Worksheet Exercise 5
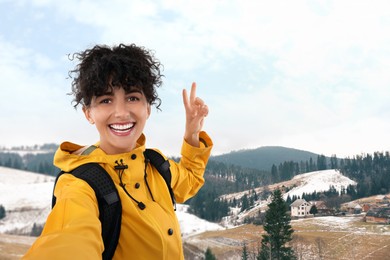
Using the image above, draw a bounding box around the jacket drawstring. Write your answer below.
[115,159,146,210]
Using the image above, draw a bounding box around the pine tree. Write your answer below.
[204,247,216,260]
[30,223,43,236]
[310,204,318,216]
[271,164,279,182]
[0,204,5,219]
[242,242,249,260]
[241,194,250,212]
[258,189,295,260]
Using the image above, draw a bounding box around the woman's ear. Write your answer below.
[83,106,94,124]
[147,104,151,119]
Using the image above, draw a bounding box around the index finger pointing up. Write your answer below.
[190,82,197,104]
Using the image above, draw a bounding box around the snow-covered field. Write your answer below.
[0,167,54,234]
[0,166,223,236]
[176,204,224,237]
[0,166,360,238]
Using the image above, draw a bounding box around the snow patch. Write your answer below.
[176,204,224,237]
[0,166,223,236]
[284,169,356,200]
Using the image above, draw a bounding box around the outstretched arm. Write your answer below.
[182,82,209,147]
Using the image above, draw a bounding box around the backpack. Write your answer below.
[51,148,175,260]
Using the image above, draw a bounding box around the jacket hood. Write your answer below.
[54,134,147,172]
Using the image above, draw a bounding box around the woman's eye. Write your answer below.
[128,96,140,102]
[100,98,111,104]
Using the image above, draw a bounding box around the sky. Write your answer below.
[1,0,389,158]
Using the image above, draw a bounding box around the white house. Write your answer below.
[290,199,312,217]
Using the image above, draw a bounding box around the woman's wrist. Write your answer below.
[184,132,200,147]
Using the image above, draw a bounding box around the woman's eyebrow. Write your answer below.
[126,89,142,94]
[96,91,113,97]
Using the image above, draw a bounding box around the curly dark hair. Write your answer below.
[69,43,163,109]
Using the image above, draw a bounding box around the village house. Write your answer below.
[374,195,386,203]
[341,202,362,215]
[365,207,390,224]
[309,200,334,216]
[379,195,390,205]
[290,199,312,217]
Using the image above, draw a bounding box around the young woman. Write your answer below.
[23,44,212,259]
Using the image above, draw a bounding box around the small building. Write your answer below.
[341,202,362,214]
[365,207,390,224]
[310,200,327,210]
[353,204,362,214]
[375,195,386,203]
[362,204,372,212]
[309,200,334,216]
[290,199,312,217]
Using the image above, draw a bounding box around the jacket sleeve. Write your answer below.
[22,174,104,260]
[170,131,213,203]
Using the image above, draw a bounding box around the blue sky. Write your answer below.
[1,0,389,157]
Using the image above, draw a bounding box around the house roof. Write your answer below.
[290,199,309,207]
[366,207,390,218]
[310,200,327,209]
[310,200,325,206]
[345,202,360,208]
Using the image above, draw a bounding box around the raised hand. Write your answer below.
[182,82,209,147]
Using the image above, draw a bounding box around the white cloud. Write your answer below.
[0,38,80,146]
[1,0,390,157]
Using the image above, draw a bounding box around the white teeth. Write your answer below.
[110,123,134,130]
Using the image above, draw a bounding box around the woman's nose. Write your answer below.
[114,101,130,119]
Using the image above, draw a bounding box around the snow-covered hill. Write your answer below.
[0,166,356,238]
[0,166,223,237]
[221,169,357,225]
[0,167,54,234]
[283,169,357,200]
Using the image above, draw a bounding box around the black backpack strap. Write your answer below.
[51,171,65,208]
[52,163,121,260]
[144,149,176,209]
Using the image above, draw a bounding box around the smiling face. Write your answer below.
[83,87,151,155]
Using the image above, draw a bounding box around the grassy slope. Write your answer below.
[184,216,390,260]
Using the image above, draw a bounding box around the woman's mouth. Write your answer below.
[109,123,134,135]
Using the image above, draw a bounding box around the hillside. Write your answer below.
[184,170,386,259]
[1,166,388,259]
[0,166,223,257]
[0,167,54,235]
[219,169,357,226]
[184,216,390,259]
[210,146,320,171]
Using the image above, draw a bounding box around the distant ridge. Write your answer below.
[210,146,320,171]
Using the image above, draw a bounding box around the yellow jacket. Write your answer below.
[23,132,212,260]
